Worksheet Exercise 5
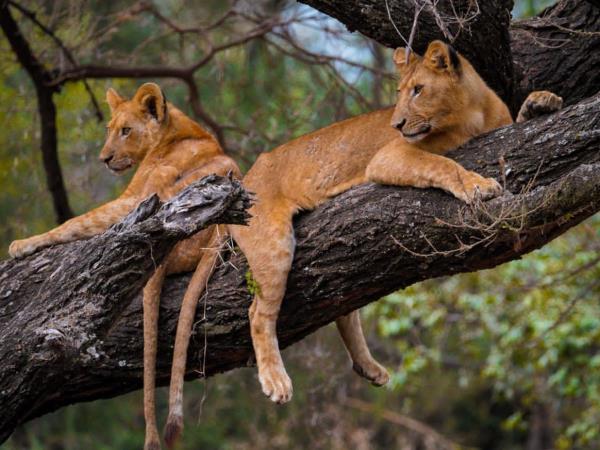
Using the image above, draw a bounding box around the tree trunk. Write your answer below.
[0,3,74,223]
[510,0,600,107]
[0,93,598,443]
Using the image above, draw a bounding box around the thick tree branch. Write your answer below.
[0,2,73,223]
[0,175,251,443]
[0,93,598,443]
[511,0,600,107]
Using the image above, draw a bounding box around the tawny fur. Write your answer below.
[8,82,240,450]
[163,225,227,448]
[163,41,562,442]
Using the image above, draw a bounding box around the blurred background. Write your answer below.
[2,0,599,449]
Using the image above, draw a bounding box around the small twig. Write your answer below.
[405,1,426,64]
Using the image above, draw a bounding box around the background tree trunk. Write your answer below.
[510,0,600,107]
[0,93,598,443]
[0,3,73,223]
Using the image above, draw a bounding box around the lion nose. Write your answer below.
[100,154,113,164]
[392,118,406,131]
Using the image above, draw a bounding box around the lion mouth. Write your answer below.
[402,124,432,140]
[106,158,134,174]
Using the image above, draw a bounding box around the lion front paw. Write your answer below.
[453,172,502,204]
[517,91,563,123]
[8,238,42,259]
[258,363,293,404]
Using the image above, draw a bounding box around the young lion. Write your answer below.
[8,83,240,450]
[163,40,561,445]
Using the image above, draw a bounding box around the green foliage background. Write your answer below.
[2,0,599,449]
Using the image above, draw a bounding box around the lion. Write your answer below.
[162,40,562,448]
[8,82,240,450]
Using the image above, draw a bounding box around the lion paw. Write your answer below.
[259,364,293,404]
[8,238,41,259]
[454,172,502,204]
[143,436,161,450]
[517,91,563,123]
[352,360,390,387]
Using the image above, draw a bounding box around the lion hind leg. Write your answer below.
[336,310,389,386]
[143,264,168,450]
[516,90,563,123]
[164,226,225,450]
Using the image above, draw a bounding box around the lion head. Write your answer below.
[390,40,476,144]
[99,83,169,173]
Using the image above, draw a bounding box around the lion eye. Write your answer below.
[121,127,131,136]
[412,85,424,96]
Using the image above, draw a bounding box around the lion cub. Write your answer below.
[225,42,563,403]
[8,83,240,450]
[163,41,562,445]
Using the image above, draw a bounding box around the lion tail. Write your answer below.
[164,226,226,449]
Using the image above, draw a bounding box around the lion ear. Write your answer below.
[106,88,125,112]
[392,47,420,76]
[423,40,461,76]
[133,83,168,123]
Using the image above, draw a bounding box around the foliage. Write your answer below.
[367,215,600,449]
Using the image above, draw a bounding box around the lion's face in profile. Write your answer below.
[99,83,168,173]
[391,41,471,144]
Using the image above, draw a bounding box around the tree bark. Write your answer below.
[0,93,598,443]
[0,175,251,444]
[510,0,600,107]
[0,2,74,223]
[298,0,600,111]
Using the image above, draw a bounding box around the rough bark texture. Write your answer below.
[0,175,251,444]
[0,93,598,443]
[511,0,600,107]
[298,0,600,112]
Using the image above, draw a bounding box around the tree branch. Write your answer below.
[0,174,251,443]
[0,92,598,443]
[511,0,600,107]
[7,0,104,121]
